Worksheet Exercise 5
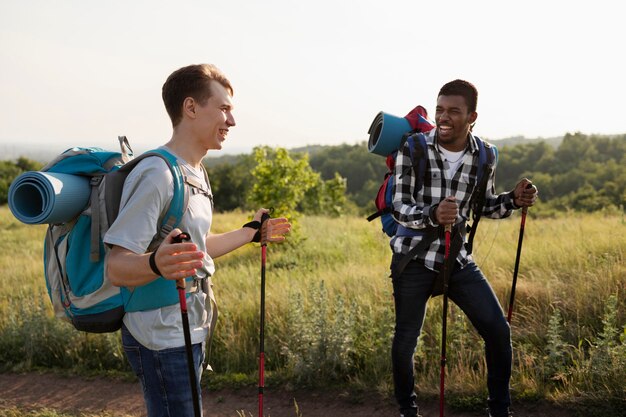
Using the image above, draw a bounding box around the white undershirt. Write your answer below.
[439,147,466,176]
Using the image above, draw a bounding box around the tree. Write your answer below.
[16,157,43,172]
[205,154,254,212]
[299,173,347,217]
[307,142,386,211]
[248,146,320,222]
[0,157,43,205]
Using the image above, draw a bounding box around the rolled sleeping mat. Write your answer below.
[367,111,412,157]
[8,171,91,224]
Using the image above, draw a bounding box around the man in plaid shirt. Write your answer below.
[389,79,538,417]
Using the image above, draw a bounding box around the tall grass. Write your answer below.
[0,206,624,413]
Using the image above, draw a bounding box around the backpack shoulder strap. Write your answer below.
[201,165,214,209]
[475,136,497,182]
[399,132,428,184]
[104,149,189,246]
[393,133,431,239]
[146,149,189,241]
[466,136,497,254]
[412,133,428,191]
[184,164,214,208]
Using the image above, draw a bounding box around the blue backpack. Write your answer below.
[39,137,198,333]
[367,132,498,239]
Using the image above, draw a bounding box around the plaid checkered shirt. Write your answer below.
[391,129,518,272]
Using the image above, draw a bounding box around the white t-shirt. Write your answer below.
[439,147,466,177]
[104,147,215,351]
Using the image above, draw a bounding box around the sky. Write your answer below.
[1,0,624,155]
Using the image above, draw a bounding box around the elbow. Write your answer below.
[106,262,124,287]
[392,200,405,216]
[109,275,124,288]
[105,249,126,287]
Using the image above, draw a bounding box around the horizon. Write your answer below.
[0,132,582,163]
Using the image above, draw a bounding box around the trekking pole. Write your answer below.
[173,232,202,417]
[439,223,452,417]
[507,184,532,324]
[258,212,271,417]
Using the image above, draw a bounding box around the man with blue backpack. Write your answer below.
[104,63,290,417]
[389,79,537,417]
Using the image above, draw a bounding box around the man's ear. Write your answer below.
[182,97,196,119]
[469,111,478,125]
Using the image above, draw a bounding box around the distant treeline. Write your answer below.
[1,133,625,215]
[206,132,626,215]
[496,132,626,213]
[0,157,43,206]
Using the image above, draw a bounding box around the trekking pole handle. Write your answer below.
[172,232,191,289]
[260,211,271,247]
[521,182,533,215]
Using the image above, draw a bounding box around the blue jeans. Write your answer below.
[121,324,205,417]
[390,255,511,416]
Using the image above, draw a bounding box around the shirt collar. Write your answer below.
[430,129,479,154]
[467,132,479,154]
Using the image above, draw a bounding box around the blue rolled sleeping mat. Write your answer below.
[8,172,90,224]
[367,111,412,157]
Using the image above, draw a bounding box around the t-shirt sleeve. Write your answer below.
[104,157,174,254]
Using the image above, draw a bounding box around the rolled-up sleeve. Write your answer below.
[481,164,517,219]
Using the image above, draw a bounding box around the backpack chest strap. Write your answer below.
[185,175,212,197]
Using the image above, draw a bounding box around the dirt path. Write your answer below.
[0,372,576,417]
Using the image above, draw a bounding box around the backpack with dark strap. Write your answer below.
[9,136,207,333]
[367,106,435,236]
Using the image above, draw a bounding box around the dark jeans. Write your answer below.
[390,255,511,416]
[121,324,205,417]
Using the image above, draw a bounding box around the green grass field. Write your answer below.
[0,206,624,415]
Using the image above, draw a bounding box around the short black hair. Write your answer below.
[438,79,478,113]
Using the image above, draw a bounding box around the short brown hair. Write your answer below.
[162,64,233,127]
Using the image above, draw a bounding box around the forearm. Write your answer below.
[480,169,517,219]
[205,227,256,259]
[482,188,516,219]
[392,201,437,228]
[106,247,158,287]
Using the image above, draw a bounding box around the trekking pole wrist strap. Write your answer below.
[243,211,272,243]
[243,220,262,243]
[149,249,162,276]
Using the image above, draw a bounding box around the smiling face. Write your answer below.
[191,81,236,151]
[435,94,477,151]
